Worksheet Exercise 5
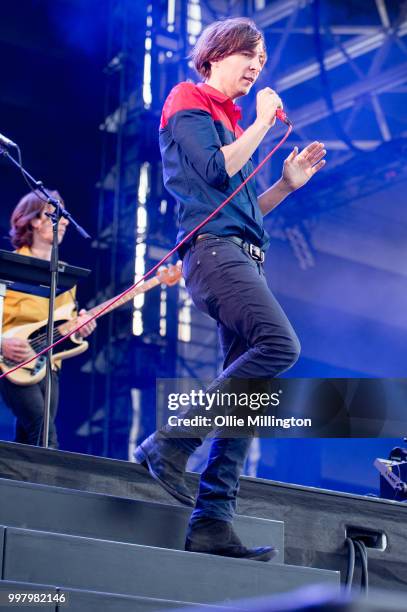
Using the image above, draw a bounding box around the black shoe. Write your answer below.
[134,433,195,506]
[185,517,277,562]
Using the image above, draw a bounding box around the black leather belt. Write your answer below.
[195,233,265,263]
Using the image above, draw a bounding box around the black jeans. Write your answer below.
[0,370,60,448]
[172,236,300,522]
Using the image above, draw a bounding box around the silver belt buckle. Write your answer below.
[249,244,264,263]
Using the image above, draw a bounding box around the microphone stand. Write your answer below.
[0,143,91,448]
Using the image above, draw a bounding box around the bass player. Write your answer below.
[0,190,96,448]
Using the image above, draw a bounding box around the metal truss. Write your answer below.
[84,0,149,458]
[255,0,407,153]
[255,0,315,28]
[270,60,407,141]
[274,21,407,93]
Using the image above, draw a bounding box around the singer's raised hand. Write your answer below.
[282,141,326,191]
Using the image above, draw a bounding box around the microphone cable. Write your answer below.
[0,116,293,380]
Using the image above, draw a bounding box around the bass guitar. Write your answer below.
[1,263,181,386]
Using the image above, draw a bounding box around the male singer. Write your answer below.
[135,17,326,561]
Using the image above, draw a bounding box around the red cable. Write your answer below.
[1,122,292,380]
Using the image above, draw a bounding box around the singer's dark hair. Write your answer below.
[10,189,64,249]
[191,18,267,79]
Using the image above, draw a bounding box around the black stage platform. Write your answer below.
[0,440,405,609]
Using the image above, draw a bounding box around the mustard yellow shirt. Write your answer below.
[2,246,77,369]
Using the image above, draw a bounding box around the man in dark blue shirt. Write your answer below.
[159,80,268,250]
[135,17,326,561]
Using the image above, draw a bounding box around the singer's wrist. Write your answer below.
[253,117,273,131]
[278,176,296,194]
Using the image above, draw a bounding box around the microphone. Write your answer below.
[0,132,18,148]
[276,108,292,126]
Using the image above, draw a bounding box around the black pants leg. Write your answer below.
[0,371,60,448]
[180,237,300,522]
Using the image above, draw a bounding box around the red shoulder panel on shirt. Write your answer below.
[160,82,210,129]
[159,81,238,131]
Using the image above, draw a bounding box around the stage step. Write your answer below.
[1,442,403,592]
[0,580,226,611]
[0,478,284,561]
[1,527,340,605]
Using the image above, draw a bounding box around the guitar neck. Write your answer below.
[89,276,161,318]
[58,276,161,335]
